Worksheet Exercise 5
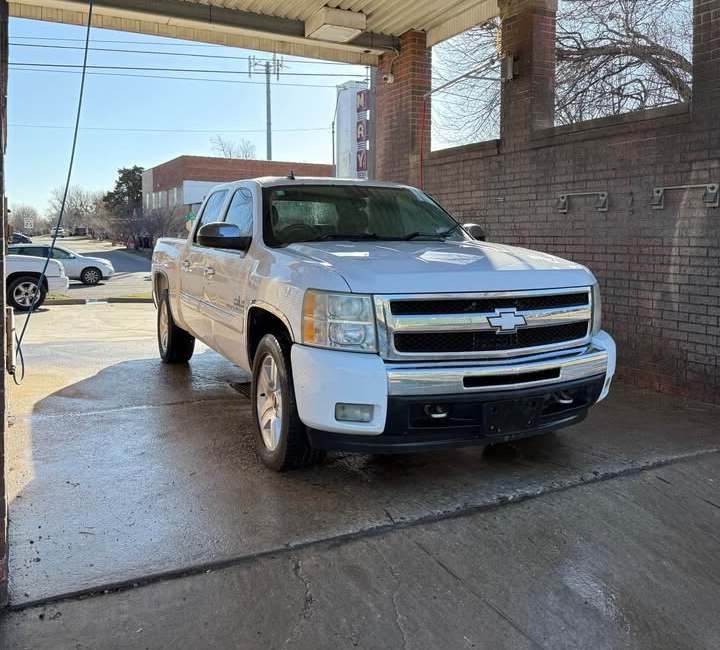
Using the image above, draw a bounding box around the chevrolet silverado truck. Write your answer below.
[152,177,615,471]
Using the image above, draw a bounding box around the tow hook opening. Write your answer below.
[423,404,449,419]
[552,390,574,405]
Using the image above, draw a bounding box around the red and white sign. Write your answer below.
[356,89,370,177]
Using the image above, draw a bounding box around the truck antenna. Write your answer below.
[287,170,295,180]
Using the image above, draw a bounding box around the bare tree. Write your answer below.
[46,186,99,232]
[433,0,692,145]
[210,134,257,159]
[9,204,39,233]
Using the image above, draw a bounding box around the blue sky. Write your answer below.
[7,17,368,213]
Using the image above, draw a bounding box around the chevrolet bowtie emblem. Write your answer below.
[487,308,527,334]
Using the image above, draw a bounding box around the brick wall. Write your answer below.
[149,156,333,192]
[375,31,431,187]
[377,0,720,402]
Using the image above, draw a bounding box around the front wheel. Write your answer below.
[157,290,195,364]
[251,334,323,471]
[8,276,46,311]
[80,267,102,285]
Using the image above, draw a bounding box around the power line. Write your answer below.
[9,66,340,88]
[9,61,367,77]
[12,34,223,45]
[9,123,331,134]
[9,41,358,65]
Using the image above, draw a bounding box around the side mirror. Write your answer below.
[463,223,487,241]
[197,222,251,251]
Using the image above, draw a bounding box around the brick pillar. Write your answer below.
[692,0,720,121]
[498,0,556,149]
[374,31,431,186]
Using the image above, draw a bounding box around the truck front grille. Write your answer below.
[390,292,589,315]
[375,288,593,361]
[394,322,589,354]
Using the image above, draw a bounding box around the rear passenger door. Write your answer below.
[179,189,229,342]
[205,185,256,367]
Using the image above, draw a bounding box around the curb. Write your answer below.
[46,297,154,305]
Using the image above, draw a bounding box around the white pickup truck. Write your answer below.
[153,177,615,471]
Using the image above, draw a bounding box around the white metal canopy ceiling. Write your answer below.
[9,0,500,64]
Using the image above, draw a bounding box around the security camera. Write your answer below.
[382,72,395,84]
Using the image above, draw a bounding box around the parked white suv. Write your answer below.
[153,177,615,471]
[6,254,69,310]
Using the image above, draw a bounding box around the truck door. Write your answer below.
[204,185,256,369]
[179,189,229,343]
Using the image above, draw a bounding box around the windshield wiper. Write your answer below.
[403,223,462,240]
[312,232,388,241]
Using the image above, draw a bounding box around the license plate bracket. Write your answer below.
[483,397,545,436]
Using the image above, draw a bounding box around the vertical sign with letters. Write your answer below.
[356,89,370,178]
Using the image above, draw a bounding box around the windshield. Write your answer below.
[263,185,468,246]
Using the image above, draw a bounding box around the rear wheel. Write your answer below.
[251,334,323,471]
[157,289,195,363]
[8,276,46,311]
[80,267,102,285]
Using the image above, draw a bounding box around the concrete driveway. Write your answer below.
[1,303,719,648]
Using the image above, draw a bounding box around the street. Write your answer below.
[1,303,718,648]
[34,236,152,301]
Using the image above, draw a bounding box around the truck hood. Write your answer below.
[286,240,594,293]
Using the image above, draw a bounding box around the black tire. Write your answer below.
[7,275,46,311]
[80,267,102,285]
[251,333,323,471]
[157,289,195,364]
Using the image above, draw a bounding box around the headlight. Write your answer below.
[302,290,377,352]
[591,283,602,334]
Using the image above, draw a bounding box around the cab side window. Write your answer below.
[224,188,254,237]
[193,190,228,243]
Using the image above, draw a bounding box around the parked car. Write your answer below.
[9,244,115,285]
[11,232,32,244]
[51,226,65,238]
[6,254,68,310]
[152,177,616,471]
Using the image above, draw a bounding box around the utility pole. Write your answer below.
[250,55,284,161]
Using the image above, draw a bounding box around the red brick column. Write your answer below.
[374,31,431,186]
[498,0,556,149]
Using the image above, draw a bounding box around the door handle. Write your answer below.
[181,260,191,271]
[204,267,216,278]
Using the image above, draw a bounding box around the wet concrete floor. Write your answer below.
[2,304,719,648]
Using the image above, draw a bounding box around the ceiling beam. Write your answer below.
[10,0,399,65]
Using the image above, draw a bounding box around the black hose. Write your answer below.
[9,0,94,384]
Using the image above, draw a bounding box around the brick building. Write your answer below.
[141,155,333,215]
[375,0,720,403]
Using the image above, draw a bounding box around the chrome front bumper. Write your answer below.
[386,332,615,398]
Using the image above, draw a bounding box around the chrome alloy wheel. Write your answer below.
[158,300,169,353]
[83,268,101,284]
[13,281,40,308]
[256,354,283,451]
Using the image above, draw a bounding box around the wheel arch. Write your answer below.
[6,272,49,291]
[153,271,170,306]
[246,305,294,366]
[81,265,103,278]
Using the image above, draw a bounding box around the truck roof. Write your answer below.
[230,176,412,190]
